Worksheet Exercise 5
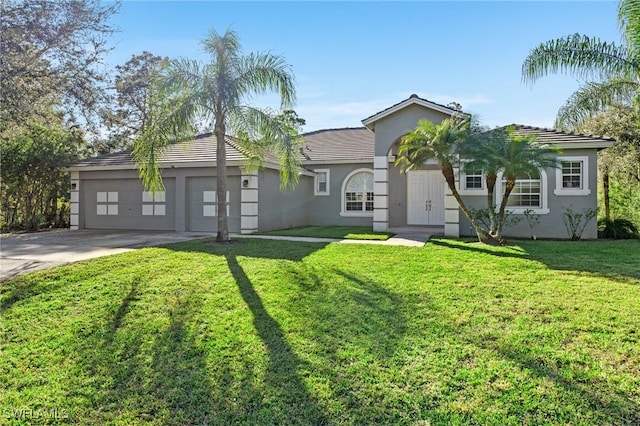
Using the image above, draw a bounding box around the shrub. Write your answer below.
[598,218,640,239]
[561,207,597,240]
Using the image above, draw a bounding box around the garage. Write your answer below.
[83,178,176,230]
[186,176,241,232]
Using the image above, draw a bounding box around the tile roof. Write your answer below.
[71,134,250,168]
[70,123,614,170]
[510,124,616,145]
[301,127,374,162]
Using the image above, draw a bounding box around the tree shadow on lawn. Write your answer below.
[469,336,640,424]
[224,254,330,424]
[70,275,221,424]
[171,237,330,262]
[429,238,640,284]
[66,239,332,424]
[520,240,640,284]
[166,238,411,422]
[1,267,77,311]
[278,266,413,422]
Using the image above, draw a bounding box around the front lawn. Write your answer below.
[1,238,639,425]
[261,225,393,240]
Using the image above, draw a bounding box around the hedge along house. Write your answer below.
[68,95,614,239]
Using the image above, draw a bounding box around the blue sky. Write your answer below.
[106,1,620,132]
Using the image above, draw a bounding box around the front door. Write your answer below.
[407,170,445,225]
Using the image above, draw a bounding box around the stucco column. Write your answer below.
[240,170,258,234]
[444,166,460,237]
[69,171,80,230]
[373,156,389,232]
[174,175,186,232]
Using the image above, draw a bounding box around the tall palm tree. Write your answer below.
[395,117,499,245]
[522,0,640,222]
[522,0,640,130]
[133,29,299,242]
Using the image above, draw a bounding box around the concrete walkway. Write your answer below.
[1,229,432,281]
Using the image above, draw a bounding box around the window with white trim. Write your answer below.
[314,169,330,195]
[96,191,118,215]
[464,170,483,190]
[506,171,541,207]
[495,169,549,214]
[142,191,166,216]
[203,191,229,216]
[341,169,374,216]
[554,156,590,196]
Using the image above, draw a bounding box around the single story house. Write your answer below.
[67,95,614,239]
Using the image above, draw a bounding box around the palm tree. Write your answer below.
[461,127,560,240]
[522,1,640,221]
[133,29,299,242]
[460,128,508,235]
[490,128,560,240]
[522,0,640,129]
[395,117,499,245]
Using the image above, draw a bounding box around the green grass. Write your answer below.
[261,225,393,240]
[1,238,639,425]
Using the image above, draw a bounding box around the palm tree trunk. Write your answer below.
[441,164,499,245]
[215,113,230,242]
[486,173,497,235]
[496,179,516,240]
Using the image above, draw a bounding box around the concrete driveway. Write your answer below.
[0,229,212,281]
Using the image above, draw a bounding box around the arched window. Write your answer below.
[341,169,374,216]
[495,168,549,214]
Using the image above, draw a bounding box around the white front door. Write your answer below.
[407,170,445,225]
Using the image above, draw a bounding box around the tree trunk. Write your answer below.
[495,178,515,241]
[215,112,230,242]
[485,173,497,235]
[441,163,499,245]
[603,168,610,221]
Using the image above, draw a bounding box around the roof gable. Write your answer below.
[361,94,464,131]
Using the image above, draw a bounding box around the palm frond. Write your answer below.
[132,74,199,191]
[229,105,303,191]
[395,118,469,172]
[555,78,638,130]
[200,28,241,66]
[501,131,561,180]
[619,0,640,54]
[522,34,635,83]
[235,52,296,109]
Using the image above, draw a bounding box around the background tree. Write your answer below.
[1,123,83,231]
[395,118,499,245]
[99,52,168,154]
[0,0,119,135]
[135,29,300,242]
[578,106,640,225]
